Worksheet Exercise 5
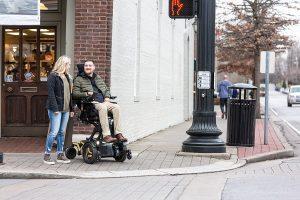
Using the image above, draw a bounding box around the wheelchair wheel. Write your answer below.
[114,151,127,162]
[65,146,77,160]
[82,142,99,164]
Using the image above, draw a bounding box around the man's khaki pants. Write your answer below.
[93,101,122,137]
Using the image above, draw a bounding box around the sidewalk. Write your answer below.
[0,109,293,179]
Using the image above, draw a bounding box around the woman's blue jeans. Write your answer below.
[45,110,69,155]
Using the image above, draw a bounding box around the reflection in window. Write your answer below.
[23,29,37,82]
[40,29,55,81]
[4,29,20,82]
[40,0,58,11]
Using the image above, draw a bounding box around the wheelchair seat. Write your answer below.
[78,100,113,124]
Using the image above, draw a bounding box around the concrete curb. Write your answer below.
[176,152,231,160]
[0,160,246,179]
[243,149,294,164]
[0,171,76,179]
[242,116,295,164]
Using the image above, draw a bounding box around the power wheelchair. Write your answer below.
[65,64,132,164]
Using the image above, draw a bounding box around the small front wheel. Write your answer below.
[288,102,292,107]
[82,142,99,164]
[114,152,127,162]
[65,146,77,159]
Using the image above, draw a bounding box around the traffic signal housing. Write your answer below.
[169,0,195,19]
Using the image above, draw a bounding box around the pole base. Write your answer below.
[182,136,226,153]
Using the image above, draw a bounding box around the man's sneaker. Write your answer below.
[115,133,128,142]
[57,153,71,164]
[43,154,55,165]
[103,135,117,143]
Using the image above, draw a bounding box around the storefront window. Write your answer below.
[40,0,59,11]
[40,29,55,81]
[4,29,20,82]
[3,27,56,83]
[23,29,37,82]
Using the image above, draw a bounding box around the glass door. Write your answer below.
[2,26,57,136]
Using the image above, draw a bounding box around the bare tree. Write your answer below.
[216,0,298,118]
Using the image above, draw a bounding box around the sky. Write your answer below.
[216,0,300,41]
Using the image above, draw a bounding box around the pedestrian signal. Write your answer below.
[169,0,195,19]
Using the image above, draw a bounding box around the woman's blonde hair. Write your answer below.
[52,55,71,74]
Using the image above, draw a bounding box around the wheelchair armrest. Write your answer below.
[110,96,117,100]
[81,96,94,103]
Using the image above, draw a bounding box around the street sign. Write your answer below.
[260,51,275,73]
[169,0,195,19]
[0,0,40,25]
[197,71,211,89]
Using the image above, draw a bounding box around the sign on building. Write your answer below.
[0,0,40,25]
[197,71,211,89]
[260,51,275,74]
[169,0,195,19]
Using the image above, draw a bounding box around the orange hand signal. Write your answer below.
[171,0,184,16]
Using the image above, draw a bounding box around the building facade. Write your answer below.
[0,0,194,141]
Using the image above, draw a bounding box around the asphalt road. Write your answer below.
[222,89,300,200]
[266,90,300,136]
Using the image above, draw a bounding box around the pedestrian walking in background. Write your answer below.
[232,88,238,98]
[218,75,232,119]
[43,56,74,165]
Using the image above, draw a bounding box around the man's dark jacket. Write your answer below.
[73,73,111,101]
[46,72,73,112]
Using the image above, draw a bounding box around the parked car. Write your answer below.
[287,85,300,107]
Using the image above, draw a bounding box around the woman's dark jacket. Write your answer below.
[46,72,74,112]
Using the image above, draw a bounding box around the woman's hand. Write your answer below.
[104,97,110,102]
[70,112,74,117]
[54,112,59,115]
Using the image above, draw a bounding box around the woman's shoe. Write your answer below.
[43,154,55,165]
[57,153,71,164]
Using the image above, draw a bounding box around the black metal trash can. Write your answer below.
[227,83,257,147]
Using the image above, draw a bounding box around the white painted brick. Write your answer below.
[110,0,194,142]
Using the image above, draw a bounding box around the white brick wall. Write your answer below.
[110,0,195,141]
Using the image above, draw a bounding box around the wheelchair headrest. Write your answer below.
[77,63,85,76]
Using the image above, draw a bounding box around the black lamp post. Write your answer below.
[182,0,226,153]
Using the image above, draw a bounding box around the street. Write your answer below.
[1,89,300,200]
[267,91,300,138]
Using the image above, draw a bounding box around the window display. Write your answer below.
[22,29,37,82]
[4,28,20,82]
[40,28,55,81]
[2,27,56,83]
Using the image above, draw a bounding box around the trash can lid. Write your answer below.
[229,83,257,90]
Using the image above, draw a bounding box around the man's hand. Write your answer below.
[104,97,110,102]
[87,92,93,96]
[70,112,74,117]
[54,112,59,115]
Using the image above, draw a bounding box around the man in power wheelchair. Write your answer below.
[65,60,131,164]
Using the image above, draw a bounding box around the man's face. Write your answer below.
[84,61,95,75]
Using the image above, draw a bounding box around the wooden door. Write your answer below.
[2,27,57,136]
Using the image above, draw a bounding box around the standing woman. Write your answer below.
[43,56,74,165]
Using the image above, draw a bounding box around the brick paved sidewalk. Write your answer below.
[237,119,285,158]
[0,108,292,177]
[0,120,230,175]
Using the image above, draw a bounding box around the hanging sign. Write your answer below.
[0,0,40,25]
